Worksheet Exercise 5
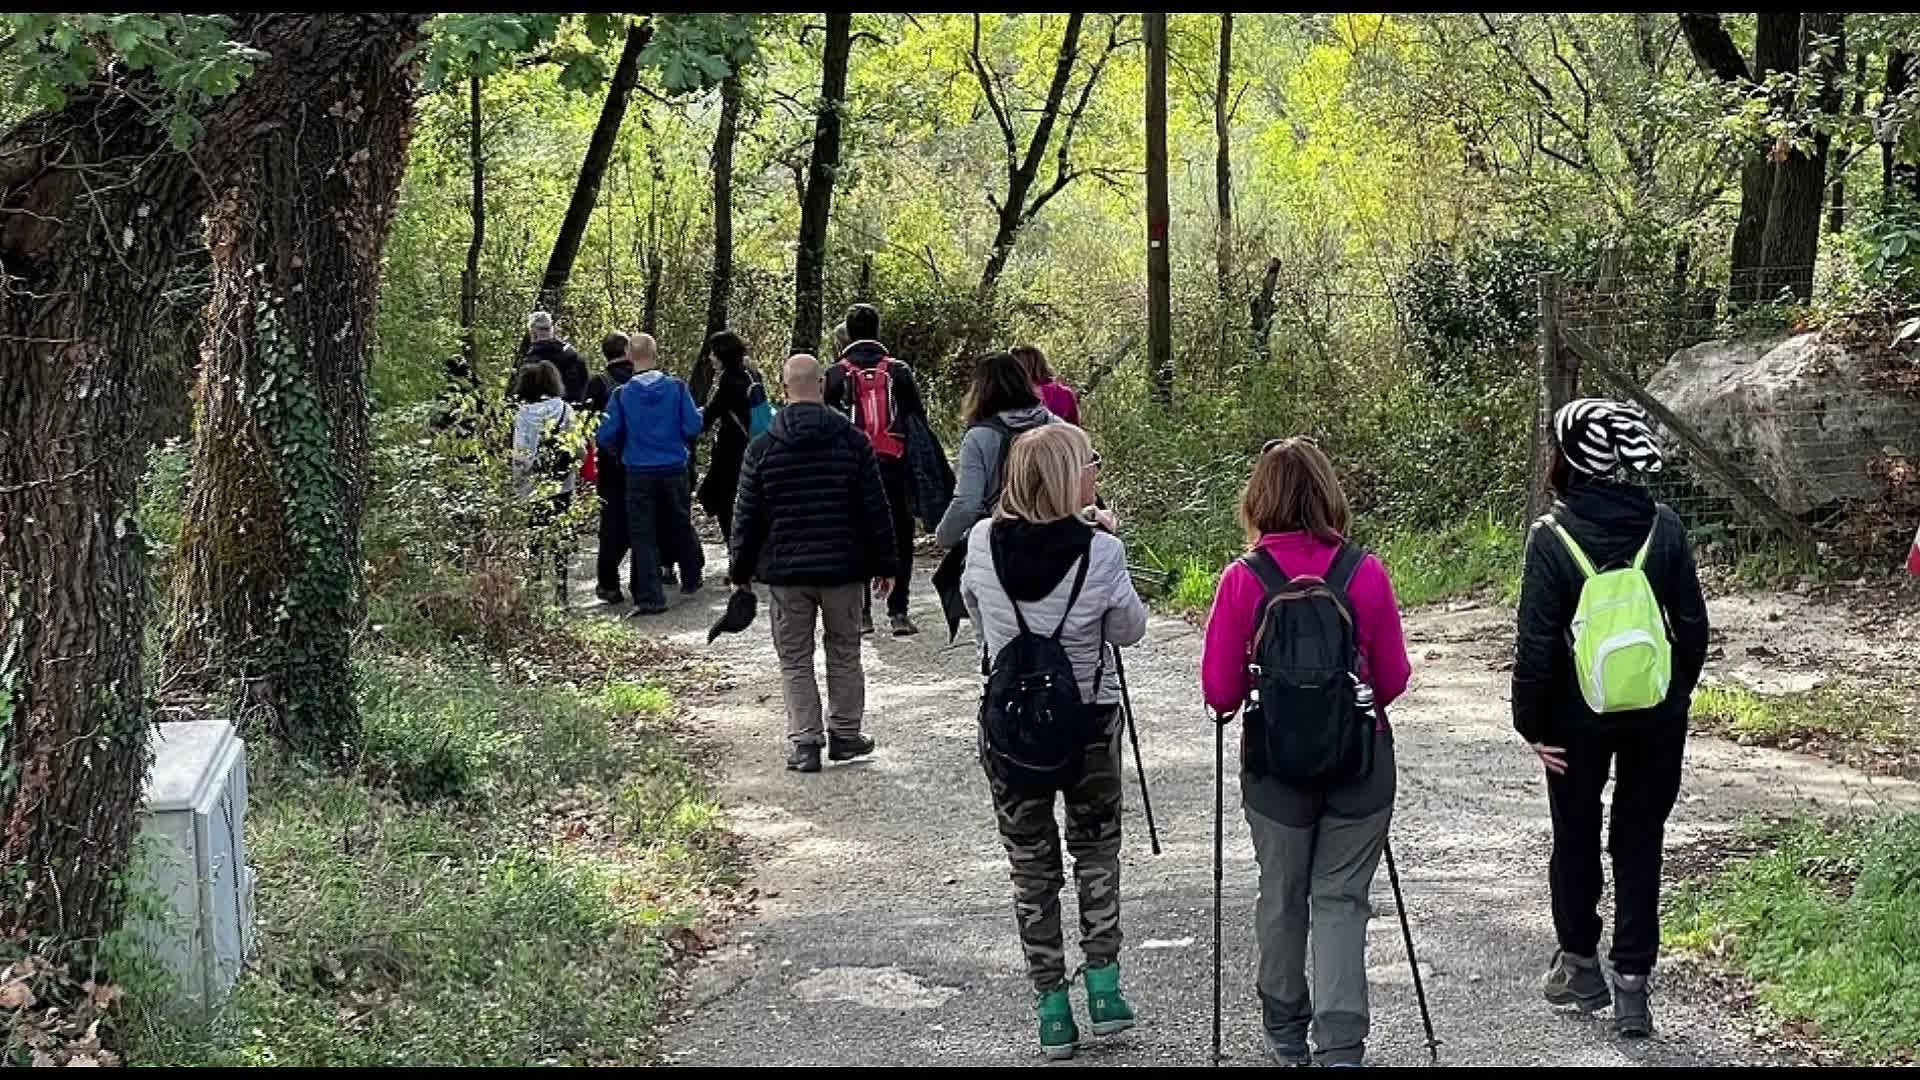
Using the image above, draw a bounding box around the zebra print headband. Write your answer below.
[1553,398,1664,478]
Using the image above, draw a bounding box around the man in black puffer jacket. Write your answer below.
[730,353,898,774]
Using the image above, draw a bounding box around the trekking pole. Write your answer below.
[1110,645,1161,855]
[1210,708,1226,1067]
[1382,837,1440,1064]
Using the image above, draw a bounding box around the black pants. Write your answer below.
[624,470,703,607]
[865,456,913,618]
[531,491,573,599]
[1545,721,1686,976]
[596,466,628,595]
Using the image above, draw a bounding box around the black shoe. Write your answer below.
[629,601,669,618]
[828,733,875,762]
[1542,949,1612,1013]
[787,744,822,773]
[889,613,919,637]
[1612,974,1653,1038]
[595,587,624,605]
[680,576,704,596]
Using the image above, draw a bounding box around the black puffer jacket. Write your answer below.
[526,339,591,404]
[1512,481,1710,744]
[729,402,898,587]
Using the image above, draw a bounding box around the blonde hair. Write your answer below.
[1239,437,1350,543]
[996,423,1092,524]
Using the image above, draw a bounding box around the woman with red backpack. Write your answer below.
[1199,437,1411,1067]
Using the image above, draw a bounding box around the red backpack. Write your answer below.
[839,356,904,459]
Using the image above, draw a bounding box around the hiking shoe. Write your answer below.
[628,601,669,618]
[595,587,624,605]
[827,733,875,762]
[1542,949,1611,1013]
[1035,985,1078,1060]
[680,576,704,596]
[786,744,822,773]
[890,613,919,637]
[1083,960,1136,1036]
[1612,973,1653,1038]
[1262,1031,1310,1066]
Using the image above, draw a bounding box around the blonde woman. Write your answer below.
[960,423,1146,1059]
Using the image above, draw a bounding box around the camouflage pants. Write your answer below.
[987,707,1124,991]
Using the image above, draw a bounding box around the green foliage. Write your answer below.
[1668,813,1920,1060]
[419,13,759,94]
[250,299,358,764]
[1403,234,1550,390]
[1,14,263,144]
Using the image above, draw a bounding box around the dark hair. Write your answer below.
[708,329,747,369]
[1010,343,1054,383]
[602,332,629,361]
[1546,432,1585,497]
[845,302,880,341]
[1239,437,1350,544]
[514,360,563,403]
[963,350,1042,428]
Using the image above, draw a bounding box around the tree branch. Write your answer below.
[970,13,1017,165]
[1011,12,1087,192]
[1678,12,1751,83]
[1029,13,1117,218]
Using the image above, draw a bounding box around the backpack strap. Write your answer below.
[1324,542,1366,594]
[1630,519,1659,572]
[1050,553,1092,640]
[1239,546,1291,596]
[1547,517,1600,579]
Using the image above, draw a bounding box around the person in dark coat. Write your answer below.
[584,332,637,603]
[697,329,758,542]
[824,303,927,637]
[522,310,591,405]
[1513,398,1710,1040]
[730,353,897,774]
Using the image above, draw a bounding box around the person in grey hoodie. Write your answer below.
[935,350,1060,549]
[511,360,577,604]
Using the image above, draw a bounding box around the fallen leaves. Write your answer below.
[3,954,127,1067]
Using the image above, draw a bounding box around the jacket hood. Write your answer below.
[604,358,635,382]
[989,517,1095,603]
[527,338,573,359]
[995,404,1054,432]
[840,339,891,367]
[768,400,849,449]
[518,397,570,424]
[620,368,677,403]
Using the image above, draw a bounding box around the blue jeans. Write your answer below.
[623,469,702,607]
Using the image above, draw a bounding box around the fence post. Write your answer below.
[1528,272,1572,519]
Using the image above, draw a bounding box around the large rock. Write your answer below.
[1646,332,1920,515]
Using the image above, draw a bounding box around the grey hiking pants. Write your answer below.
[1244,730,1396,1067]
[769,583,866,746]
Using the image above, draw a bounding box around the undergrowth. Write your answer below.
[1668,813,1920,1062]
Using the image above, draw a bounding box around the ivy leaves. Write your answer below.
[1,14,264,146]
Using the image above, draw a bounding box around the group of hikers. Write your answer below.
[501,306,1711,1065]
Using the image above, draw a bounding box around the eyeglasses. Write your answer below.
[1085,451,1102,470]
[1262,435,1319,454]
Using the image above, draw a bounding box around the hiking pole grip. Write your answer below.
[1383,837,1440,1063]
[1111,646,1161,855]
[1211,708,1226,1067]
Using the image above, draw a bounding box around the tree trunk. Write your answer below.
[167,14,428,766]
[640,127,667,337]
[1145,12,1173,406]
[1830,50,1867,234]
[692,74,742,404]
[462,74,485,365]
[1214,13,1234,305]
[0,86,205,947]
[1250,257,1281,361]
[1759,13,1842,303]
[537,19,653,317]
[791,14,852,357]
[1885,51,1918,205]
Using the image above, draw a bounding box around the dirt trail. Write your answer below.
[626,548,1918,1067]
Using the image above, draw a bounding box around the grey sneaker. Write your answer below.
[1612,973,1652,1038]
[1542,949,1612,1012]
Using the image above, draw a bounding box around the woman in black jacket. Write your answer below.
[1513,398,1709,1040]
[698,330,759,541]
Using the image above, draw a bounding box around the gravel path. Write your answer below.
[632,550,1917,1067]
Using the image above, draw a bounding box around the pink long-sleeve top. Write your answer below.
[1201,532,1412,718]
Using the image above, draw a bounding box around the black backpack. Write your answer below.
[979,547,1096,794]
[1240,543,1373,789]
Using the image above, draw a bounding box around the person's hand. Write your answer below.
[873,577,894,599]
[1092,507,1118,533]
[1532,743,1568,776]
[1211,709,1236,727]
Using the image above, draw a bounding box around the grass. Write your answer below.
[119,639,734,1066]
[1667,813,1920,1061]
[1153,510,1525,614]
[1691,682,1914,749]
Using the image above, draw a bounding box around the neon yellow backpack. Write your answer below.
[1549,518,1672,714]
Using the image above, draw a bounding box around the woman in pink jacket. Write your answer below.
[1199,437,1411,1067]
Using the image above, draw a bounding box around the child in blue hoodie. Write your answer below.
[596,333,704,615]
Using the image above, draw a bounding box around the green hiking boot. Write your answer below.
[1083,960,1137,1036]
[1036,986,1078,1060]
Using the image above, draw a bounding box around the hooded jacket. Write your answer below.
[584,358,635,414]
[1512,480,1710,743]
[595,369,702,474]
[824,339,927,453]
[511,397,575,499]
[728,402,898,587]
[525,338,590,404]
[935,404,1059,548]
